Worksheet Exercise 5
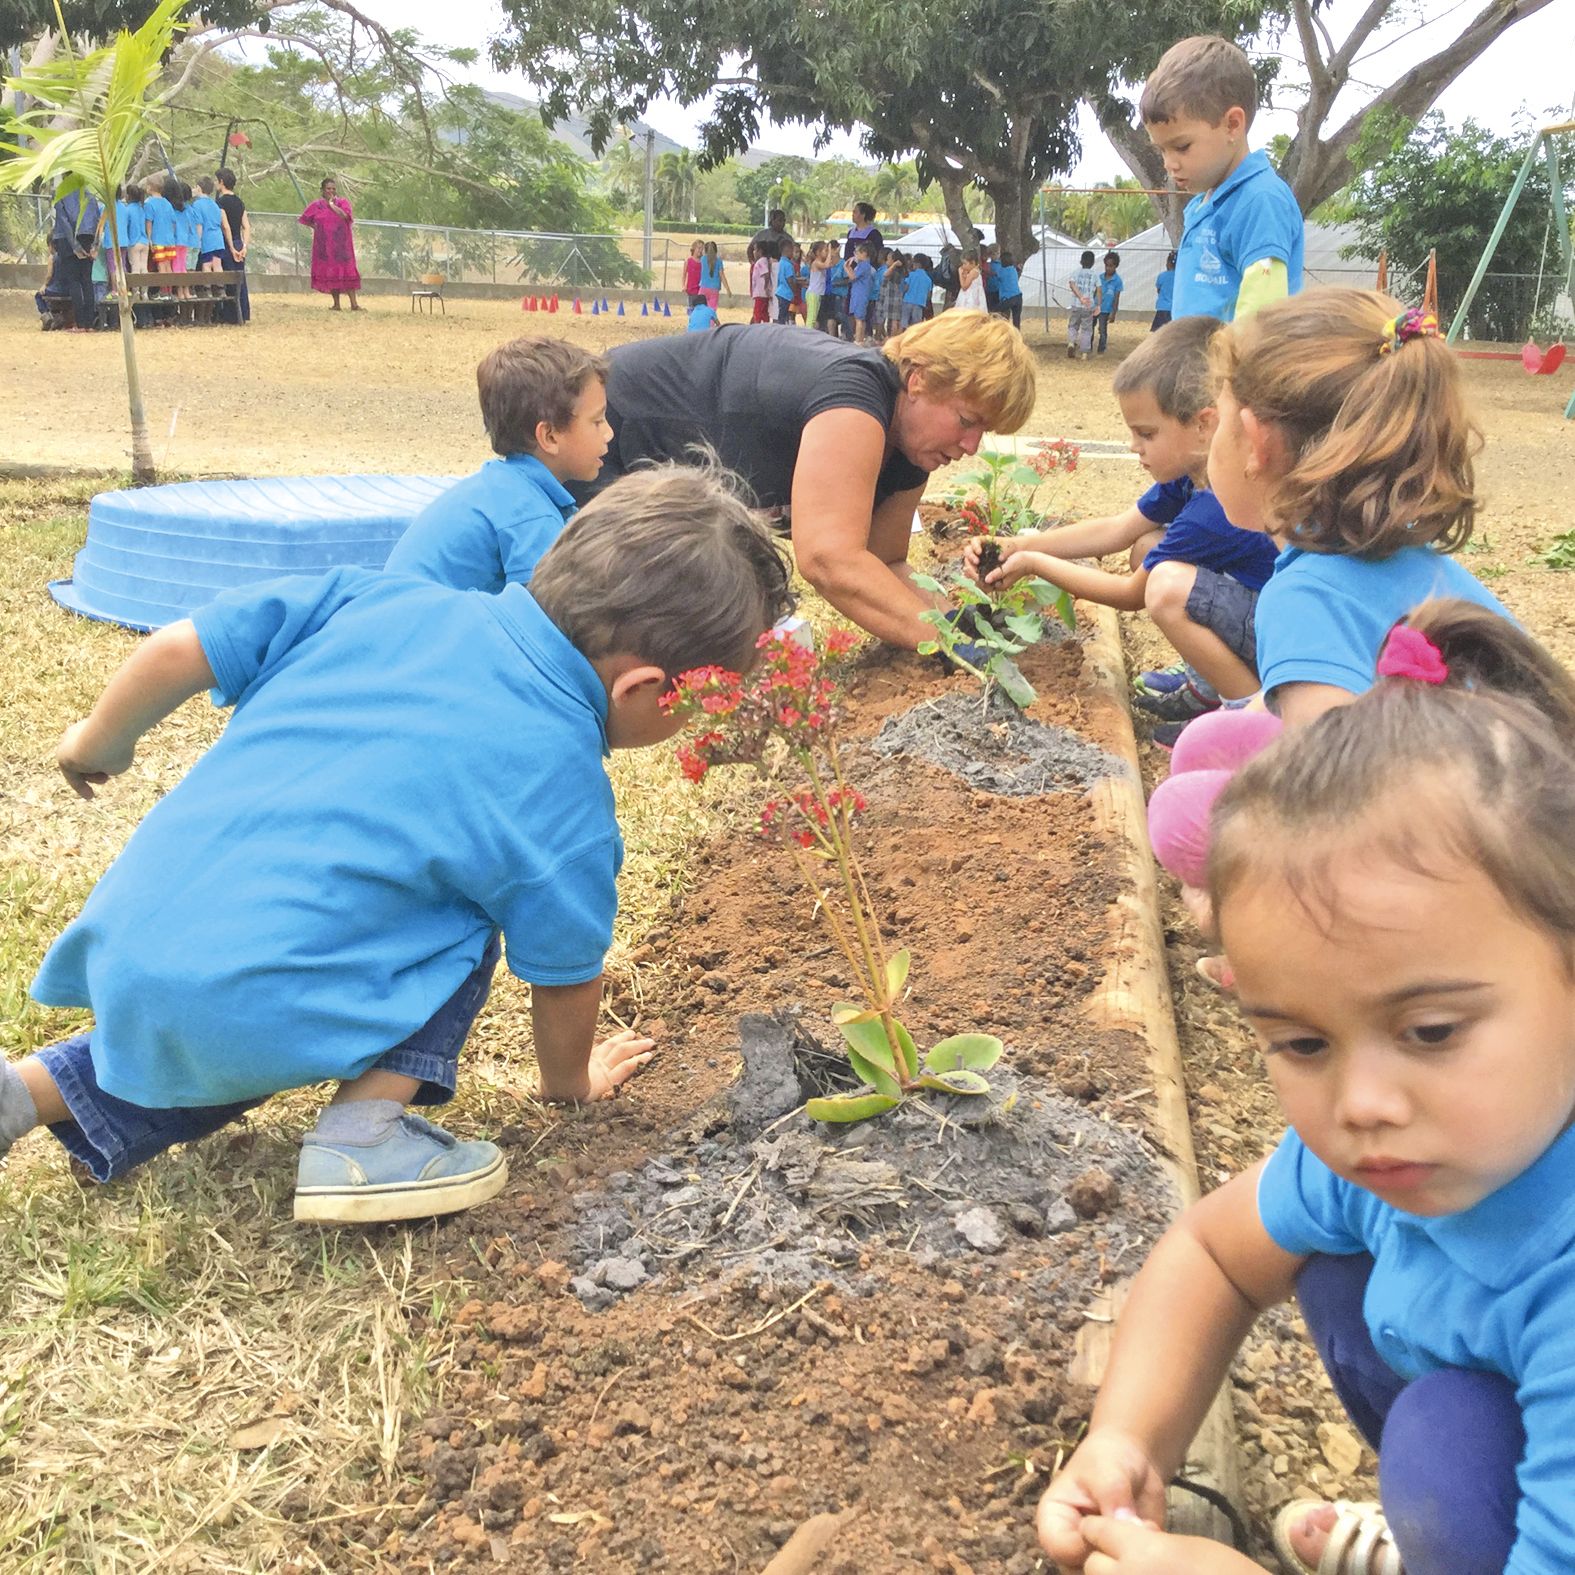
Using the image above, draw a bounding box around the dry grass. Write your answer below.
[0,473,759,1571]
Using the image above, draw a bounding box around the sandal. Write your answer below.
[1272,1500,1404,1575]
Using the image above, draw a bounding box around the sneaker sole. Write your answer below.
[293,1151,507,1224]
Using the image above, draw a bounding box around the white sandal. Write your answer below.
[1272,1500,1405,1575]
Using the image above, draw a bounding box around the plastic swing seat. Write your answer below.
[1523,340,1567,375]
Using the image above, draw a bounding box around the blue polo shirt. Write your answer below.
[1260,1125,1575,1571]
[1254,544,1508,701]
[192,194,227,255]
[1138,478,1278,590]
[114,200,144,248]
[31,571,621,1109]
[687,303,718,331]
[174,205,199,250]
[1155,268,1175,312]
[902,268,932,306]
[994,264,1021,301]
[775,256,796,301]
[1099,271,1124,312]
[383,454,576,592]
[1174,150,1304,322]
[143,193,175,246]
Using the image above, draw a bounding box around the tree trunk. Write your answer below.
[104,207,156,484]
[934,169,976,246]
[1092,100,1183,242]
[984,175,1037,265]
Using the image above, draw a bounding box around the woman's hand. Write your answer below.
[586,1028,656,1099]
[1036,1430,1168,1568]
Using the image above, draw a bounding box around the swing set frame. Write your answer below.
[1445,120,1575,420]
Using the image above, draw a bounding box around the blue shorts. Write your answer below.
[36,934,502,1181]
[1185,565,1260,671]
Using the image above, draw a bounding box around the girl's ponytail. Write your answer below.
[1212,289,1480,557]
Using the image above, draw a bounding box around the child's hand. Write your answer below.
[57,718,134,800]
[1076,1516,1258,1574]
[994,548,1057,589]
[1036,1431,1167,1567]
[586,1028,657,1099]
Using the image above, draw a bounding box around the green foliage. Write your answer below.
[734,153,815,218]
[913,570,1076,710]
[1331,113,1575,343]
[1533,531,1575,570]
[810,1023,1006,1123]
[0,0,260,53]
[1038,177,1153,244]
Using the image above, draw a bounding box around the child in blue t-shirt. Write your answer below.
[0,470,793,1225]
[386,337,609,592]
[992,251,1022,329]
[900,255,932,328]
[687,301,719,331]
[113,183,146,280]
[1140,35,1304,322]
[1208,288,1505,730]
[1065,249,1098,358]
[1095,250,1123,353]
[845,244,875,344]
[1152,249,1177,330]
[193,175,229,270]
[774,248,797,325]
[970,316,1273,722]
[1039,596,1575,1575]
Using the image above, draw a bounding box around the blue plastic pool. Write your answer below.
[50,474,459,633]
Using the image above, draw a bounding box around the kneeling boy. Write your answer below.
[0,468,792,1224]
[385,336,611,592]
[966,316,1275,738]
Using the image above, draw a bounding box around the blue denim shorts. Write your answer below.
[1184,566,1260,670]
[36,934,502,1182]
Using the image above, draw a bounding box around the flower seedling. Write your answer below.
[942,441,1081,539]
[663,631,1006,1123]
[913,570,1075,710]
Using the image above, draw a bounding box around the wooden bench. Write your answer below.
[111,271,240,328]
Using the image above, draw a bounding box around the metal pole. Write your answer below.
[642,129,654,277]
[1446,133,1542,344]
[1039,190,1049,335]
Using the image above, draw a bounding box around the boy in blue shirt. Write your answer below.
[966,315,1274,741]
[774,248,797,324]
[900,255,932,328]
[0,469,794,1224]
[1096,251,1123,352]
[1152,249,1176,330]
[385,337,609,593]
[192,176,229,271]
[992,251,1022,328]
[687,300,719,331]
[1141,35,1304,322]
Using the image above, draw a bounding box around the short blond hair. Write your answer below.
[882,312,1037,432]
[1140,35,1258,128]
[1212,288,1480,556]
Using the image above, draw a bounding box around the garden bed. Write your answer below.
[359,627,1192,1573]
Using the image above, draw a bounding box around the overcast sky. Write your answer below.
[253,0,1575,182]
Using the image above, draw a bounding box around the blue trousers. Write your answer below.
[1298,1253,1524,1574]
[35,936,501,1181]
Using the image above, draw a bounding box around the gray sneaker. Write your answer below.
[294,1112,506,1224]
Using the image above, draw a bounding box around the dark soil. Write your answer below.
[975,539,1003,584]
[368,613,1182,1574]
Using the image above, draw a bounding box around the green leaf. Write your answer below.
[916,1069,991,1096]
[916,640,940,657]
[1003,612,1043,643]
[989,656,1037,710]
[845,1045,903,1099]
[950,580,991,607]
[836,1008,899,1078]
[806,1091,902,1123]
[911,573,944,593]
[924,1033,1005,1072]
[1052,588,1077,631]
[1007,464,1041,487]
[893,1019,920,1081]
[831,1005,882,1026]
[885,948,911,997]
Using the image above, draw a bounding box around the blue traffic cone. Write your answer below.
[591,299,600,316]
[662,301,671,318]
[601,297,610,312]
[617,300,625,317]
[641,302,649,317]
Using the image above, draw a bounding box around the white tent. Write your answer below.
[888,220,1081,256]
[1015,216,1382,320]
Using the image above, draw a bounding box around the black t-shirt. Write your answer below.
[844,225,884,261]
[217,192,246,255]
[585,324,930,510]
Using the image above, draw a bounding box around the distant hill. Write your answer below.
[482,91,803,170]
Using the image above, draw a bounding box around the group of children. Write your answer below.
[6,28,1571,1575]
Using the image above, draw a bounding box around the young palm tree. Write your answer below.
[600,128,642,210]
[774,175,818,235]
[654,149,699,223]
[1,0,187,484]
[872,162,919,225]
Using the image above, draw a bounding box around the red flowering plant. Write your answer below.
[940,440,1081,539]
[664,630,1004,1123]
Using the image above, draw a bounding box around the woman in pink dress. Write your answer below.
[298,177,362,311]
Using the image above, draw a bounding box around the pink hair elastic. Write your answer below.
[1376,625,1448,685]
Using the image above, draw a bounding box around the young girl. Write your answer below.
[749,241,772,324]
[954,254,987,313]
[113,183,146,282]
[1038,599,1575,1575]
[879,251,906,340]
[684,239,704,309]
[698,241,726,309]
[804,241,828,330]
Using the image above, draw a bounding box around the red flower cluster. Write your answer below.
[228,130,251,149]
[957,499,991,537]
[760,785,868,848]
[1032,439,1081,476]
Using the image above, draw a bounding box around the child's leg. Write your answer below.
[1143,562,1259,700]
[1297,1254,1521,1575]
[294,934,504,1223]
[6,1034,259,1180]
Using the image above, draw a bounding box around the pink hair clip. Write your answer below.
[1377,624,1448,685]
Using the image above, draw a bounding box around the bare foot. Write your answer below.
[1196,954,1236,992]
